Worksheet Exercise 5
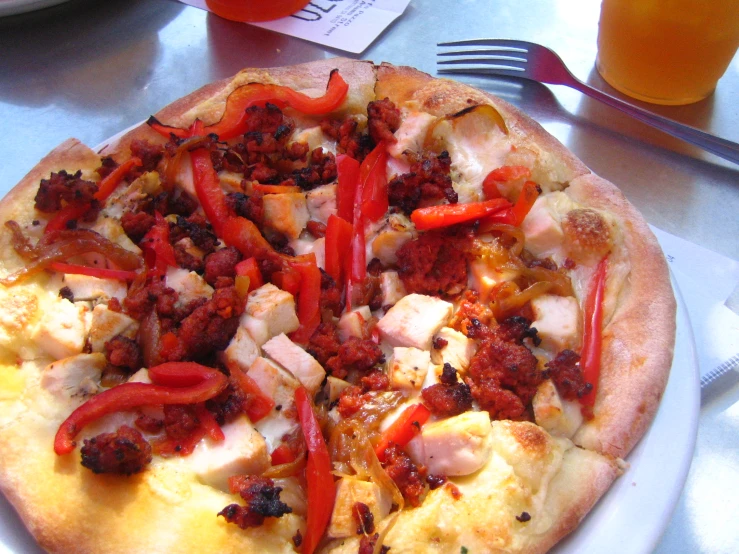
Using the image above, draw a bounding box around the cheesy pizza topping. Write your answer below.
[0,67,628,554]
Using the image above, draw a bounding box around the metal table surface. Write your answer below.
[0,0,737,552]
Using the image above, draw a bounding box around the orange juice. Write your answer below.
[597,0,739,104]
[205,0,311,23]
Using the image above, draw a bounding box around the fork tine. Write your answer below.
[437,49,527,62]
[437,68,526,79]
[437,39,530,51]
[437,57,528,71]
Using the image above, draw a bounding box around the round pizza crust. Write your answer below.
[0,58,675,554]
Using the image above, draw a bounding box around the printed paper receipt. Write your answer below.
[179,0,411,54]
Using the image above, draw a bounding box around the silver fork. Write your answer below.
[437,39,739,165]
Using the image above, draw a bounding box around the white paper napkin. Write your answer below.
[651,226,739,384]
[178,0,411,54]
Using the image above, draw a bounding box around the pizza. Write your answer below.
[0,58,676,554]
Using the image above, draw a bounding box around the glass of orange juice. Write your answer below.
[205,0,311,23]
[596,0,739,105]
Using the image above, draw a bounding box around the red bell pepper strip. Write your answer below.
[358,141,389,223]
[272,267,302,297]
[44,157,142,234]
[270,443,297,466]
[295,387,335,554]
[335,154,360,222]
[324,214,353,284]
[149,70,348,141]
[374,403,431,463]
[410,198,512,231]
[290,254,322,344]
[54,362,228,455]
[140,212,177,274]
[230,367,275,423]
[49,262,137,282]
[190,147,230,237]
[479,180,541,229]
[482,165,531,200]
[220,216,276,261]
[235,257,263,292]
[579,256,608,407]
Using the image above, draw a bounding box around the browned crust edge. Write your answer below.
[568,174,676,457]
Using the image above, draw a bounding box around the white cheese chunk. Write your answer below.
[327,478,393,539]
[32,297,90,359]
[377,294,453,350]
[387,347,431,392]
[408,411,493,476]
[430,327,477,373]
[88,304,139,353]
[254,411,300,453]
[241,283,300,346]
[532,379,584,439]
[188,415,270,492]
[290,237,326,270]
[530,295,581,352]
[380,271,406,307]
[165,267,214,308]
[306,184,337,225]
[40,353,105,409]
[222,326,261,374]
[262,333,326,394]
[337,305,372,342]
[262,192,309,239]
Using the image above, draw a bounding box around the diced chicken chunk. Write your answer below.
[388,110,437,158]
[530,295,580,352]
[55,273,128,302]
[306,184,337,225]
[371,228,414,266]
[222,326,261,374]
[468,259,517,303]
[262,192,309,239]
[326,376,351,402]
[262,333,326,394]
[407,411,493,476]
[387,347,431,392]
[532,379,583,438]
[520,196,564,259]
[290,125,334,153]
[377,294,453,350]
[90,217,141,254]
[380,271,406,307]
[40,353,105,409]
[327,477,393,539]
[166,267,214,308]
[247,357,300,411]
[290,237,326,270]
[337,305,372,342]
[89,304,138,353]
[32,298,90,359]
[241,283,300,346]
[430,327,477,374]
[188,415,270,492]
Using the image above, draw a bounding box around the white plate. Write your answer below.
[0,279,699,553]
[0,0,70,17]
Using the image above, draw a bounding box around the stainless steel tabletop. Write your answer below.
[1,0,738,552]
